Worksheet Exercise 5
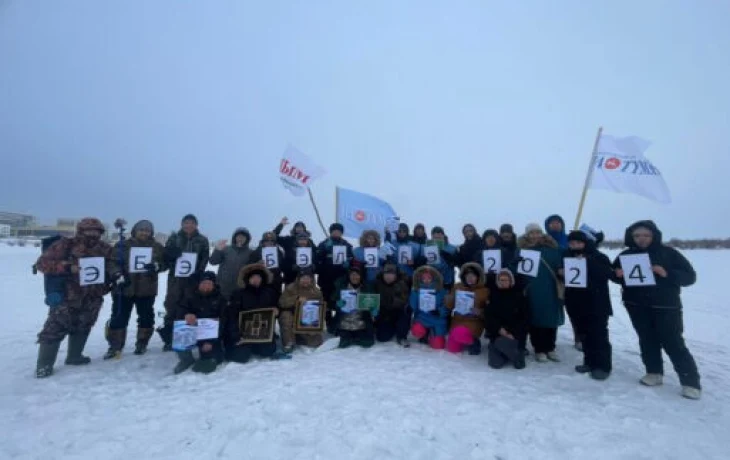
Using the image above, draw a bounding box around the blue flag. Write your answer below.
[336,187,398,239]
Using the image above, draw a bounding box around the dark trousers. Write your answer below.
[226,341,277,363]
[488,337,522,368]
[109,296,155,330]
[197,339,224,362]
[565,304,585,343]
[529,327,557,353]
[375,308,412,342]
[626,304,701,389]
[579,312,612,373]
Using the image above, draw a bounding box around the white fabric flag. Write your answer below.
[589,134,671,204]
[279,145,327,197]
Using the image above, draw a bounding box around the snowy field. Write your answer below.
[1,245,728,460]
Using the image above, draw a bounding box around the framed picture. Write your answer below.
[238,308,277,343]
[294,300,327,334]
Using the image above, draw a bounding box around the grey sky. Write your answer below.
[2,0,729,242]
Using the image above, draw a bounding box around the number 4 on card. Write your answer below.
[619,253,656,287]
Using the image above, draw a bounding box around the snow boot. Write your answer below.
[192,358,218,374]
[590,369,611,381]
[173,350,195,374]
[575,364,591,374]
[65,332,91,365]
[535,353,548,363]
[546,351,560,362]
[103,328,127,360]
[157,324,173,352]
[513,354,526,370]
[397,338,411,348]
[640,373,664,387]
[36,341,61,378]
[681,386,701,400]
[134,328,154,355]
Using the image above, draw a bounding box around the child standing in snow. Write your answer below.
[484,269,530,369]
[409,266,449,349]
[445,263,489,355]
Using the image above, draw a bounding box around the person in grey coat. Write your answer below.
[210,228,252,299]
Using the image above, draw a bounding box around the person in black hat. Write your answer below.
[384,222,423,286]
[316,223,354,333]
[279,266,326,352]
[499,224,518,265]
[372,263,411,347]
[332,261,375,348]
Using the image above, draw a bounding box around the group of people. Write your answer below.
[32,213,703,400]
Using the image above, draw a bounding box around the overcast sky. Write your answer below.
[1,0,729,243]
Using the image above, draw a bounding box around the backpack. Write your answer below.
[33,235,68,307]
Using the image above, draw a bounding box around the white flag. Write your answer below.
[589,134,671,204]
[279,145,326,197]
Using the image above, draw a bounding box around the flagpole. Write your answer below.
[573,126,604,230]
[307,187,328,238]
[334,186,339,224]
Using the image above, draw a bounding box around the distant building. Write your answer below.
[0,224,10,237]
[0,212,37,230]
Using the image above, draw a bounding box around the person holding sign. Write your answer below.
[444,263,489,355]
[159,214,210,352]
[315,223,354,334]
[284,233,318,284]
[476,229,513,291]
[412,223,428,245]
[279,267,326,352]
[353,230,385,284]
[249,231,286,296]
[612,220,701,400]
[372,263,411,347]
[518,223,564,363]
[427,227,458,291]
[209,227,253,300]
[223,263,280,363]
[103,220,167,360]
[172,271,226,374]
[384,223,423,283]
[409,266,449,350]
[332,262,376,348]
[34,218,120,379]
[563,230,614,381]
[484,269,530,370]
[273,218,315,283]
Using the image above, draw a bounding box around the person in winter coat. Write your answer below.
[279,267,325,352]
[372,263,411,347]
[545,214,568,250]
[273,217,315,278]
[384,223,422,283]
[249,231,286,296]
[426,226,458,290]
[353,230,386,284]
[563,229,614,380]
[209,227,252,299]
[315,223,354,334]
[284,232,318,284]
[173,271,226,375]
[445,263,489,355]
[518,223,564,362]
[484,269,530,369]
[475,229,512,291]
[332,263,375,348]
[409,266,449,349]
[612,220,701,400]
[104,220,167,359]
[499,223,518,267]
[159,214,210,351]
[34,218,121,378]
[412,223,428,245]
[456,223,483,267]
[223,263,280,363]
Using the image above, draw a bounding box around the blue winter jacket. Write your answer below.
[545,215,568,250]
[425,242,457,287]
[409,266,449,336]
[386,238,422,278]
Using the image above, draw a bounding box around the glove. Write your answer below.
[144,263,160,273]
[112,273,127,286]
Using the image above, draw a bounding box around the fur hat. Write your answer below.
[329,223,344,234]
[525,223,542,234]
[497,268,515,286]
[76,217,105,235]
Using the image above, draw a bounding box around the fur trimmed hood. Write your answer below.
[412,265,444,290]
[359,230,381,248]
[237,263,274,288]
[517,233,559,249]
[459,262,486,287]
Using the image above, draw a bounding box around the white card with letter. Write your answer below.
[175,252,197,278]
[79,257,105,286]
[419,289,437,312]
[454,291,475,315]
[196,319,220,340]
[563,257,587,288]
[398,245,413,265]
[424,246,440,265]
[332,245,346,265]
[517,249,540,277]
[482,250,501,273]
[129,247,153,274]
[619,253,656,287]
[364,248,379,268]
[296,247,313,267]
[262,247,279,269]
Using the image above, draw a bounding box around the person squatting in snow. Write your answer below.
[32,214,704,400]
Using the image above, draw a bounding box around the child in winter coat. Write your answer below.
[409,266,449,349]
[484,269,530,369]
[279,267,325,352]
[174,271,226,375]
[332,263,376,348]
[445,263,489,355]
[372,263,411,347]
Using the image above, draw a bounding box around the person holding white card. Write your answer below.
[384,223,423,283]
[315,223,353,334]
[518,223,564,363]
[103,220,167,360]
[283,233,318,285]
[173,271,226,374]
[563,230,614,381]
[476,229,513,291]
[159,214,210,352]
[409,266,449,350]
[279,267,325,352]
[612,220,701,400]
[445,263,489,355]
[352,230,385,284]
[34,218,120,378]
[332,262,376,348]
[427,227,458,291]
[372,263,411,347]
[249,231,286,295]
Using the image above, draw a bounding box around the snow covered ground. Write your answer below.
[1,245,728,460]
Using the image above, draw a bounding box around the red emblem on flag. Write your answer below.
[604,157,621,170]
[355,210,366,222]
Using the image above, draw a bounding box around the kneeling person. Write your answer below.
[484,269,530,369]
[279,267,325,352]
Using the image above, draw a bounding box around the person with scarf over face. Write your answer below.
[611,220,701,400]
[104,219,167,359]
[249,231,287,298]
[353,230,386,284]
[456,224,484,267]
[426,226,458,291]
[409,266,449,350]
[372,263,411,347]
[223,263,280,363]
[34,218,120,378]
[445,263,489,355]
[484,269,530,369]
[518,223,564,363]
[316,223,354,333]
[279,267,325,352]
[332,262,376,348]
[385,223,423,286]
[499,223,519,267]
[209,227,253,299]
[563,229,614,381]
[173,271,226,375]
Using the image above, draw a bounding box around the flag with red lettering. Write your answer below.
[279,145,327,197]
[590,134,671,204]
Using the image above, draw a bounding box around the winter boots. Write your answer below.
[65,332,91,365]
[134,328,154,355]
[103,328,126,360]
[36,341,61,378]
[640,373,664,387]
[157,324,173,351]
[173,350,195,374]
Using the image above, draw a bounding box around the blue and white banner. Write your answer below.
[335,187,398,239]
